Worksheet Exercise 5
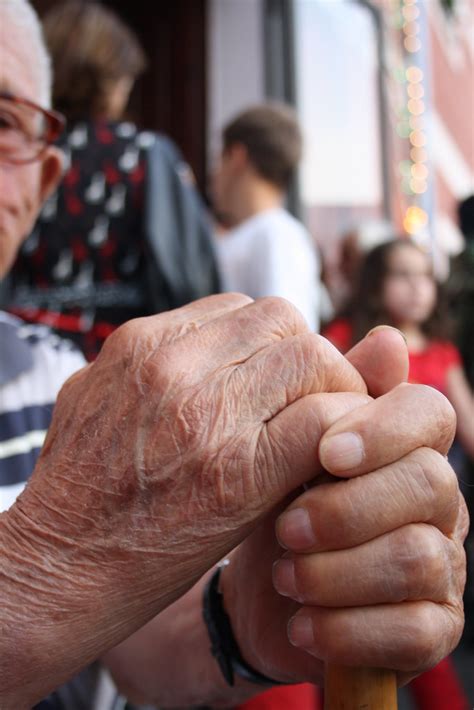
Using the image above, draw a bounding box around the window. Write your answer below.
[292,0,387,248]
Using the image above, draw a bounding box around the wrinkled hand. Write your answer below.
[6,294,379,617]
[224,382,468,686]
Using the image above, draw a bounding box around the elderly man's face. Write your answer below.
[0,14,62,279]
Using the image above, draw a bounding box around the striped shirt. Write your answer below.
[0,312,156,709]
[0,310,85,510]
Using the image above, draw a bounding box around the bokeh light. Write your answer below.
[410,178,427,194]
[411,163,428,179]
[402,5,420,20]
[410,146,427,162]
[407,83,424,99]
[403,205,428,234]
[397,121,412,138]
[399,159,412,176]
[403,21,420,36]
[410,130,426,147]
[404,36,422,52]
[406,66,423,83]
[407,98,425,115]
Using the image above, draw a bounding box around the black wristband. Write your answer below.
[202,564,288,688]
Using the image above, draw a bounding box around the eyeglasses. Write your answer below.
[0,92,65,165]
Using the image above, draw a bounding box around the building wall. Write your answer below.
[207,0,266,167]
[428,0,474,251]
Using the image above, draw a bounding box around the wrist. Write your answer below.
[204,563,289,688]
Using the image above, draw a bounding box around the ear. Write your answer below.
[227,142,249,172]
[38,145,64,203]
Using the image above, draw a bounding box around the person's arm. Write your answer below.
[0,507,168,710]
[446,364,474,459]
[103,571,260,708]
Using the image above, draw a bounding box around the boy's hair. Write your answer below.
[42,0,146,121]
[223,103,302,190]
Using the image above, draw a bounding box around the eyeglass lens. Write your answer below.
[0,97,46,162]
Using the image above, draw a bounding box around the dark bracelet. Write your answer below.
[202,563,288,688]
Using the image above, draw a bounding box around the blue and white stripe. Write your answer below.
[0,311,85,512]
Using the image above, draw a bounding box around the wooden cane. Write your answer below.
[324,664,397,709]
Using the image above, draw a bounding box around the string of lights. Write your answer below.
[394,0,430,237]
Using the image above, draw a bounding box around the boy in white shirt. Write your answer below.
[212,103,320,332]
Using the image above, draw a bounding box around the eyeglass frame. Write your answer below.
[0,91,66,165]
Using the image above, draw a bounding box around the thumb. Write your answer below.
[345,326,409,397]
[259,391,372,501]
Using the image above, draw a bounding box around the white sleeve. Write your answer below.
[249,227,321,332]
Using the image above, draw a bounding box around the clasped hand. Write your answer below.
[6,293,467,699]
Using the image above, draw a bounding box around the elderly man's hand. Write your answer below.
[4,295,382,620]
[223,383,468,686]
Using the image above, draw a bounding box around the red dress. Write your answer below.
[237,684,321,710]
[323,318,461,395]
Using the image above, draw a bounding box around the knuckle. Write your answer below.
[449,540,467,598]
[256,296,308,332]
[148,346,180,390]
[407,608,440,667]
[392,525,448,599]
[216,292,253,307]
[411,384,456,447]
[404,604,462,670]
[298,334,341,389]
[100,317,144,359]
[409,448,460,519]
[314,487,351,549]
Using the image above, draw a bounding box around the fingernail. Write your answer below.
[367,325,407,344]
[319,432,364,472]
[276,508,316,550]
[272,559,300,600]
[288,614,314,648]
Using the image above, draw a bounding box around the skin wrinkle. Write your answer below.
[0,528,115,602]
[286,523,457,608]
[299,603,439,672]
[387,525,450,603]
[254,426,279,505]
[390,451,461,539]
[311,479,361,550]
[27,309,371,573]
[122,295,253,355]
[133,423,148,492]
[306,450,459,553]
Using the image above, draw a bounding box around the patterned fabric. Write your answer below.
[9,121,156,360]
[0,310,85,512]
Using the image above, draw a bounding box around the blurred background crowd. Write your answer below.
[2,0,473,707]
